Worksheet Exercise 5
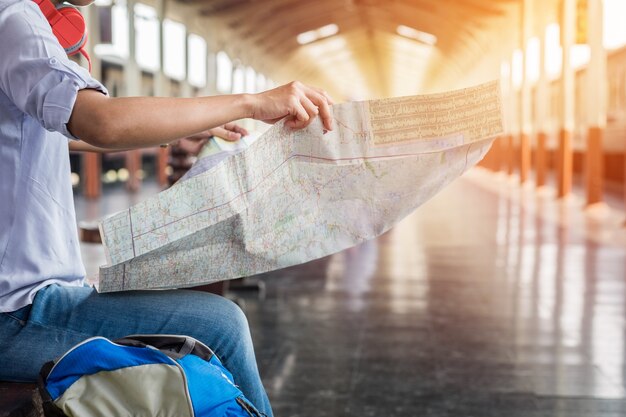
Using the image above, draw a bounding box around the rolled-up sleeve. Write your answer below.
[0,1,108,139]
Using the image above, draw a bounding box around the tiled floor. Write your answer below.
[76,168,626,417]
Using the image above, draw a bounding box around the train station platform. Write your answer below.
[71,167,626,416]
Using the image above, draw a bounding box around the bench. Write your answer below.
[0,382,40,417]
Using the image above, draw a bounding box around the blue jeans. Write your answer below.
[0,284,273,417]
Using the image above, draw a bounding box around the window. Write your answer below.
[188,34,207,87]
[512,49,523,90]
[245,67,256,93]
[216,51,232,93]
[545,23,562,80]
[163,19,186,81]
[94,0,129,58]
[232,65,245,94]
[256,73,266,92]
[297,24,339,45]
[525,37,540,84]
[604,0,626,49]
[135,3,159,72]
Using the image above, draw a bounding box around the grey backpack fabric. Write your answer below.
[38,335,264,417]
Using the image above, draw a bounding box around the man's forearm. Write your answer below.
[68,140,136,153]
[68,90,253,150]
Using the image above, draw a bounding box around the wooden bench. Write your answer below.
[0,382,40,417]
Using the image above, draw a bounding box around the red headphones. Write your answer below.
[32,0,92,71]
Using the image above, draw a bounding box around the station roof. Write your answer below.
[174,0,556,99]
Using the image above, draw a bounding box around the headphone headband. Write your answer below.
[33,0,57,20]
[32,0,92,71]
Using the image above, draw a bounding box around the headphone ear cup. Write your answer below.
[52,5,87,55]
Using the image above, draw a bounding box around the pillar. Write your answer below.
[205,50,217,96]
[585,0,606,206]
[154,0,170,187]
[154,0,169,98]
[488,137,503,172]
[535,14,549,187]
[125,1,141,98]
[125,0,142,192]
[82,6,103,199]
[557,0,576,198]
[535,133,549,187]
[519,0,532,184]
[180,31,193,98]
[499,61,513,175]
[504,55,518,177]
[508,134,515,175]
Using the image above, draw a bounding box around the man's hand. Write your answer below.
[171,122,248,156]
[209,123,249,142]
[69,82,332,150]
[249,81,334,131]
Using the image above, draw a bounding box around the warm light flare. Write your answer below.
[604,0,626,49]
[545,23,562,80]
[525,37,540,84]
[396,25,437,46]
[297,24,339,45]
[512,49,523,90]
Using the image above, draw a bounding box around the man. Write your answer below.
[0,0,333,415]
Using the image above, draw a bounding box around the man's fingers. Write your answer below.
[291,98,310,123]
[311,86,335,105]
[234,125,249,136]
[223,123,249,137]
[285,90,334,131]
[212,126,242,142]
[299,87,333,131]
[288,95,321,130]
[252,81,334,131]
[300,96,319,120]
[310,92,333,131]
[225,131,241,141]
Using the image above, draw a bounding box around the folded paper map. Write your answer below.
[97,81,503,292]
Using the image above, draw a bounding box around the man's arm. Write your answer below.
[68,81,333,150]
[68,141,134,153]
[69,124,250,153]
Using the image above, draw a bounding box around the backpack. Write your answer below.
[37,334,264,417]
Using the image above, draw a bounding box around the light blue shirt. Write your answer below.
[0,0,107,312]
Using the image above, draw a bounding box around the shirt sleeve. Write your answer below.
[0,1,108,139]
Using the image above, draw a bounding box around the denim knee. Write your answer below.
[206,295,252,345]
[220,298,250,337]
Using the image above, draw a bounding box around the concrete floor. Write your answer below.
[75,168,626,416]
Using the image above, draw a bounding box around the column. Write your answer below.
[205,50,217,96]
[180,31,193,98]
[154,0,169,98]
[585,0,606,206]
[154,0,169,187]
[125,0,142,192]
[502,55,517,176]
[509,53,518,177]
[519,0,532,183]
[482,134,502,171]
[83,6,103,199]
[557,0,576,198]
[535,21,550,188]
[499,60,513,174]
[231,62,239,95]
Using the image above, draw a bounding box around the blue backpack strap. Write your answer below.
[115,334,215,361]
[37,361,67,417]
[236,397,265,417]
